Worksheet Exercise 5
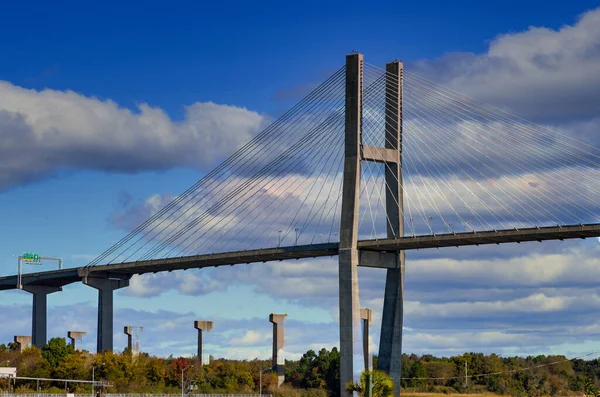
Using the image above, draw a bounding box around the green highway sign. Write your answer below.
[22,252,41,264]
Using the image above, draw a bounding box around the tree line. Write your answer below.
[0,338,598,396]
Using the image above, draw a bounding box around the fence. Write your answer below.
[2,395,272,397]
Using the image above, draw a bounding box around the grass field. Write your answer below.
[400,394,584,397]
[401,394,500,397]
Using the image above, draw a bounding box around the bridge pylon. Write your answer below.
[339,53,404,396]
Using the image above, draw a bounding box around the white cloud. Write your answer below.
[410,7,600,124]
[407,293,580,318]
[0,82,266,190]
[230,330,269,346]
[126,274,165,298]
[407,248,600,289]
[122,272,227,298]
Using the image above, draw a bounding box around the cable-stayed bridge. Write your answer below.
[2,53,599,396]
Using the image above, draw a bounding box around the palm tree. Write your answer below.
[345,370,394,397]
[585,378,599,397]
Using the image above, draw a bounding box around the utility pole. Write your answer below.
[465,361,468,388]
[181,365,192,397]
[92,363,104,397]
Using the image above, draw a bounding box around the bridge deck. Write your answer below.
[1,223,599,290]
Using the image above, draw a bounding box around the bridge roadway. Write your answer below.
[1,223,599,290]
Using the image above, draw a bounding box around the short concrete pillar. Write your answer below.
[22,285,62,348]
[83,277,130,353]
[194,321,213,366]
[67,331,86,351]
[360,308,373,371]
[269,313,287,387]
[14,335,32,352]
[124,326,142,357]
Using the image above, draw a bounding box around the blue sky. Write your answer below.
[1,0,600,362]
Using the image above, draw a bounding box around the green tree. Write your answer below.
[42,337,74,369]
[53,351,88,380]
[409,360,427,389]
[18,346,50,379]
[293,347,340,395]
[425,361,454,386]
[324,347,340,396]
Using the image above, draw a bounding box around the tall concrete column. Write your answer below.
[23,285,61,348]
[339,52,364,396]
[67,331,86,351]
[194,321,213,366]
[377,60,405,396]
[84,277,129,353]
[269,313,287,387]
[360,308,372,371]
[124,326,142,357]
[14,336,32,352]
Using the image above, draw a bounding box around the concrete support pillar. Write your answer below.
[360,308,372,371]
[83,277,129,353]
[22,285,61,348]
[124,326,142,357]
[339,52,364,397]
[67,331,86,351]
[14,335,32,352]
[377,60,405,396]
[269,313,287,387]
[194,321,213,366]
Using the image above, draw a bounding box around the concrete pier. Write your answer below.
[22,285,61,348]
[360,308,372,371]
[194,321,213,366]
[67,331,86,351]
[269,313,287,387]
[83,277,129,352]
[14,335,32,352]
[124,326,142,357]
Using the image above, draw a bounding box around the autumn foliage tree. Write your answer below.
[1,339,599,397]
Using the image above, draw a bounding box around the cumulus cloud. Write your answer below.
[0,83,267,190]
[123,271,227,298]
[230,330,270,346]
[409,7,600,124]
